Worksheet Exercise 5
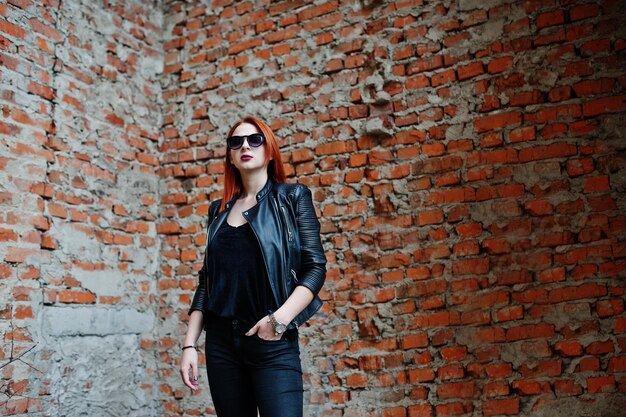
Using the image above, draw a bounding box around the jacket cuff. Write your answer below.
[187,307,204,316]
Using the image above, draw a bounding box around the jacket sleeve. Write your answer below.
[188,263,207,316]
[294,185,327,296]
[187,199,221,316]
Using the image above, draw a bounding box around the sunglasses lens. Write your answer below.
[227,136,244,149]
[248,134,264,147]
[227,134,265,149]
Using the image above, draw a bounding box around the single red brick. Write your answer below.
[48,202,68,218]
[291,148,315,163]
[420,110,444,125]
[438,381,475,399]
[583,175,610,193]
[548,86,571,102]
[474,111,522,133]
[569,3,599,21]
[585,340,614,355]
[408,404,432,417]
[573,78,615,96]
[482,398,519,416]
[506,324,555,342]
[512,379,548,395]
[520,360,562,378]
[407,75,429,89]
[537,9,564,29]
[398,145,419,160]
[345,372,368,387]
[583,95,626,116]
[537,267,566,283]
[565,158,595,177]
[481,95,500,111]
[401,333,429,349]
[13,305,33,319]
[441,346,467,362]
[418,209,444,225]
[555,341,583,357]
[524,200,552,216]
[6,248,47,264]
[609,356,626,373]
[580,39,611,55]
[315,140,356,155]
[438,365,465,381]
[435,402,473,416]
[587,376,615,393]
[431,69,456,87]
[597,299,625,317]
[298,1,339,21]
[328,390,349,404]
[487,56,513,74]
[431,329,455,347]
[382,407,406,417]
[157,222,181,235]
[482,239,511,254]
[457,62,483,80]
[509,126,535,143]
[483,381,510,398]
[407,55,443,75]
[453,241,480,257]
[555,379,583,396]
[0,227,18,242]
[485,363,512,378]
[577,357,600,372]
[409,368,435,383]
[58,290,96,304]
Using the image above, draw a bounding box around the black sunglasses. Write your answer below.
[226,133,265,150]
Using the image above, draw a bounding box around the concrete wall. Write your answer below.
[1,0,625,416]
[0,0,162,415]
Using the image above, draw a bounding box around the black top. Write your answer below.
[205,221,276,325]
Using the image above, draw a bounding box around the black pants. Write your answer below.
[204,315,303,417]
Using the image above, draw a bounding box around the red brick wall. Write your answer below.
[2,0,625,416]
[159,1,626,416]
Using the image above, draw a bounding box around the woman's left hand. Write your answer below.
[246,315,283,341]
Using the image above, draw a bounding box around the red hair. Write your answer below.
[220,117,286,212]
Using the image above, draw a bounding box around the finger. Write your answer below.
[191,363,199,387]
[181,354,198,390]
[184,372,197,391]
[246,322,260,336]
[181,364,192,389]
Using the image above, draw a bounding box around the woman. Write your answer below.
[179,116,327,417]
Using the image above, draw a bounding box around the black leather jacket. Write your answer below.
[189,179,327,327]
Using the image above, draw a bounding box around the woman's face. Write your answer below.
[228,122,269,174]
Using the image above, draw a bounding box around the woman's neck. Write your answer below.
[239,170,269,200]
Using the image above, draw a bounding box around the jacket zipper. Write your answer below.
[280,204,293,242]
[278,200,294,309]
[272,197,295,308]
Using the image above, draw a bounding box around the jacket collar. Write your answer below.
[224,178,273,209]
[255,177,273,201]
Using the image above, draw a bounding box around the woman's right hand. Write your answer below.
[180,348,199,393]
